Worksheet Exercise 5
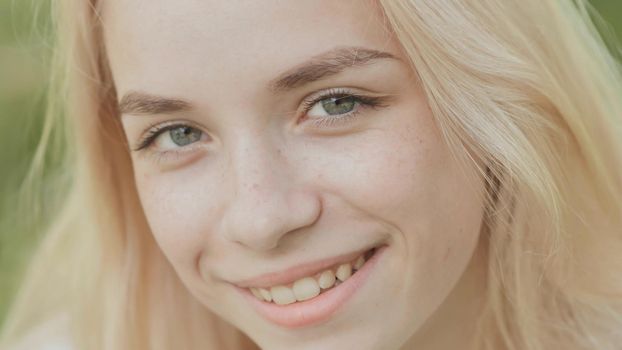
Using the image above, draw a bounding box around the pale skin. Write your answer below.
[103,1,488,349]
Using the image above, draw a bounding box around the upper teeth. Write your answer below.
[249,252,369,305]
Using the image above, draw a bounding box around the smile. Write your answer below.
[248,248,376,305]
[232,245,387,328]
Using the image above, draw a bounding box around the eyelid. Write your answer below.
[301,87,359,108]
[299,87,388,111]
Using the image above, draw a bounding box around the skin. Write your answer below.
[103,0,488,349]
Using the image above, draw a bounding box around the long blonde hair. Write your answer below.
[2,0,621,349]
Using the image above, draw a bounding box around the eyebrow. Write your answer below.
[118,92,192,116]
[269,46,397,92]
[118,46,397,116]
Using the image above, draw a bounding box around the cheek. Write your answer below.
[133,168,223,271]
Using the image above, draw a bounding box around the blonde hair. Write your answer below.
[2,0,622,349]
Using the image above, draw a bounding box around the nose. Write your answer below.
[220,135,321,251]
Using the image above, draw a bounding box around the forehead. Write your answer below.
[101,0,398,97]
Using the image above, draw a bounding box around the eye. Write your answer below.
[156,126,203,149]
[134,123,208,152]
[300,88,389,128]
[308,95,359,117]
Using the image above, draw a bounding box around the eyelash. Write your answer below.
[133,88,389,154]
[300,88,387,128]
[134,122,197,152]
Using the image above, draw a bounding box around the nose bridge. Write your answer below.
[222,132,319,251]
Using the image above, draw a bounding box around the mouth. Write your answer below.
[232,245,387,328]
[247,247,377,304]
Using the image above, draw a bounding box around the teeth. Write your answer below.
[335,263,352,282]
[354,256,365,270]
[259,288,272,302]
[250,288,263,299]
[270,285,296,305]
[247,250,373,304]
[318,270,336,289]
[292,277,320,301]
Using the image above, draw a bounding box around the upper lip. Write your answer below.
[230,246,378,289]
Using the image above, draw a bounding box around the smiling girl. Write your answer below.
[1,1,622,350]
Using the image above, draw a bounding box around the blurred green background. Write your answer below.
[1,0,53,329]
[0,0,620,329]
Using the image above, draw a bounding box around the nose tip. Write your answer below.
[219,135,321,251]
[222,187,321,251]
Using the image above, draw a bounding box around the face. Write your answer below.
[103,1,486,349]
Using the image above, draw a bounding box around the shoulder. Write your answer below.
[5,313,74,350]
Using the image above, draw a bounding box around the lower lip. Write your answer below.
[232,245,387,329]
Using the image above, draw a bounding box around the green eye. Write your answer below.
[169,126,203,146]
[319,96,357,115]
[133,123,208,153]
